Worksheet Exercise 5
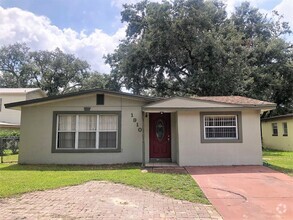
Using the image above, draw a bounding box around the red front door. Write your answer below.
[149,113,171,158]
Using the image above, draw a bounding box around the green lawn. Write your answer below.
[0,163,209,204]
[1,150,18,163]
[263,149,293,176]
[4,148,291,204]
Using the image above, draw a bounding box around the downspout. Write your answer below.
[141,108,145,167]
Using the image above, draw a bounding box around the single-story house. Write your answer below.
[0,88,46,129]
[5,88,276,166]
[261,114,293,151]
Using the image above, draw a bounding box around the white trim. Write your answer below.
[96,115,99,149]
[75,115,79,149]
[282,122,288,135]
[272,122,278,136]
[55,115,59,149]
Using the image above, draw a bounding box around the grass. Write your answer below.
[263,149,293,176]
[1,150,18,163]
[0,163,209,204]
[4,148,290,203]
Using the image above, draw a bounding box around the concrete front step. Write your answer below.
[142,163,187,174]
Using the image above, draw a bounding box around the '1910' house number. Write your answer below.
[131,113,142,132]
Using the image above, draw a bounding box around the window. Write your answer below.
[272,123,278,136]
[283,122,288,136]
[53,112,120,152]
[99,115,118,148]
[200,112,242,143]
[204,115,238,139]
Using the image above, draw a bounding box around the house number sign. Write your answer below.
[131,113,142,132]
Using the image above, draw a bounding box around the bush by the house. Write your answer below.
[0,130,20,155]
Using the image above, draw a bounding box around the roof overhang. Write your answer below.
[0,122,20,128]
[5,88,161,110]
[261,113,293,121]
[143,97,276,112]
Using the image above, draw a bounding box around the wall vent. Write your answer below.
[96,94,104,105]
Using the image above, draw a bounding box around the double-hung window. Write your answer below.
[200,112,242,143]
[272,123,278,136]
[282,122,288,136]
[54,112,120,152]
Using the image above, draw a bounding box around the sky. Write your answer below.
[0,0,292,73]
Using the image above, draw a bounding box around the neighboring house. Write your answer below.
[5,89,275,166]
[261,114,293,151]
[0,88,46,129]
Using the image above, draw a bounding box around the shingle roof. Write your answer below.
[193,96,275,106]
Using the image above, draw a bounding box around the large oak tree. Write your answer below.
[105,0,293,115]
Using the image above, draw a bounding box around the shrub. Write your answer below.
[0,129,20,138]
[0,130,20,156]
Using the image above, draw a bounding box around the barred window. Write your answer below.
[204,115,238,139]
[56,114,118,149]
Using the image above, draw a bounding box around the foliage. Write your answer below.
[0,44,116,95]
[0,163,209,204]
[0,43,31,88]
[106,0,293,115]
[0,130,20,157]
[0,129,20,138]
[28,48,90,96]
[80,72,121,91]
[263,149,293,176]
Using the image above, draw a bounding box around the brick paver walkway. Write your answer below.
[0,181,222,220]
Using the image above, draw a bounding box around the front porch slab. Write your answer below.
[143,163,187,174]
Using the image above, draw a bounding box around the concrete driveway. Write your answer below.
[186,166,293,220]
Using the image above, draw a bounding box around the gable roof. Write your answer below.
[4,88,276,111]
[4,88,160,109]
[192,96,275,106]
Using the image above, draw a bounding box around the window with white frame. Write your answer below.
[272,123,278,136]
[204,115,238,139]
[56,114,118,150]
[282,122,288,136]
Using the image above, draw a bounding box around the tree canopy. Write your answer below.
[0,0,292,116]
[0,43,117,95]
[105,0,293,115]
